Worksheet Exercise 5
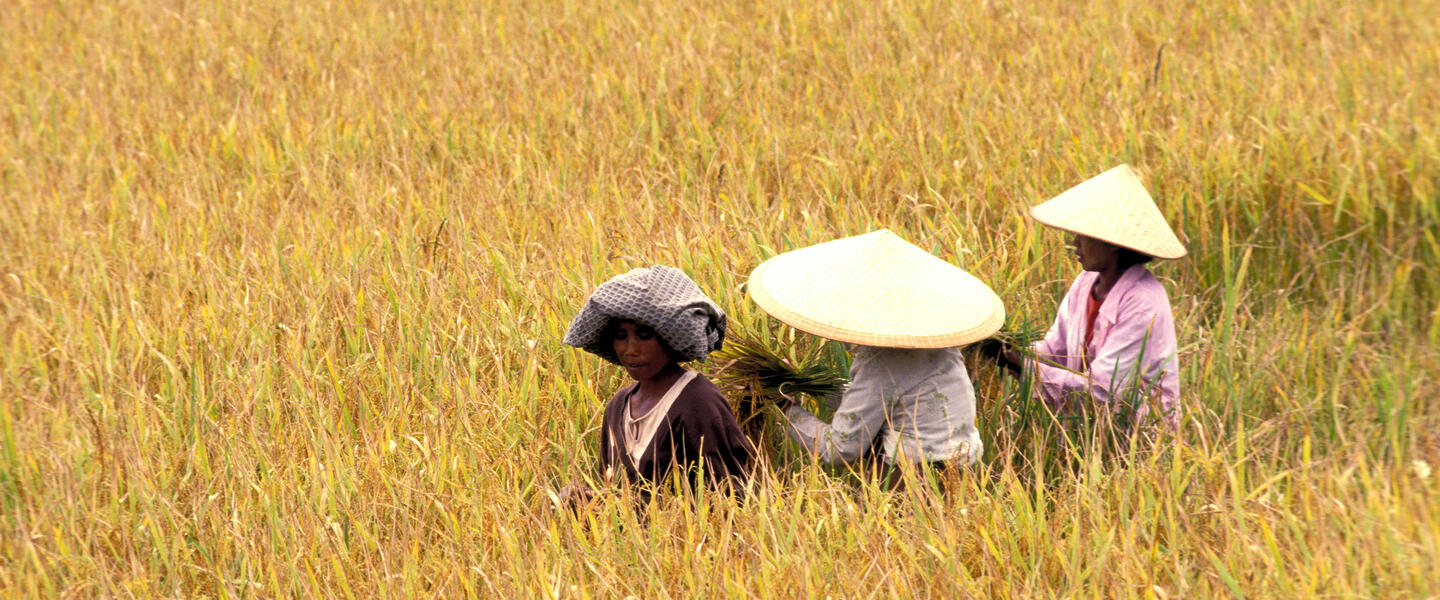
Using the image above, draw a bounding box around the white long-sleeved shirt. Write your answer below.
[782,345,982,466]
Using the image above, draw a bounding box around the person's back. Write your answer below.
[784,345,981,466]
[739,230,1003,483]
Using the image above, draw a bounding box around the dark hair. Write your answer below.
[1117,247,1154,267]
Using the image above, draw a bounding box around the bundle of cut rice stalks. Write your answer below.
[713,319,1045,438]
[710,327,850,436]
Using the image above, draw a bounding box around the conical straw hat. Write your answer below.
[747,230,1005,348]
[1031,164,1187,260]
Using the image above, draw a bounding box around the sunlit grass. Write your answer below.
[1,0,1436,596]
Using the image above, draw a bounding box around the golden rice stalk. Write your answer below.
[710,329,850,433]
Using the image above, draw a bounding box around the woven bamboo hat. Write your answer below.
[1031,164,1187,260]
[747,230,1005,348]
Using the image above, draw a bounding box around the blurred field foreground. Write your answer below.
[1,0,1437,597]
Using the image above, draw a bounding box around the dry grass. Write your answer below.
[1,0,1437,597]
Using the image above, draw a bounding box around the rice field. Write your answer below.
[1,0,1437,597]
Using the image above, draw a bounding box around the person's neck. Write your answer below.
[1091,262,1136,301]
[635,363,686,399]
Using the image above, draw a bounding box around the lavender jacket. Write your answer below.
[1030,264,1180,428]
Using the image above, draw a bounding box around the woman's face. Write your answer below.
[1070,234,1120,272]
[610,320,674,382]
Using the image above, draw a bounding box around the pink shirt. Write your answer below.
[1030,265,1180,428]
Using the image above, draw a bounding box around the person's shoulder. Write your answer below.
[674,373,737,417]
[1123,266,1170,297]
[602,382,638,417]
[680,373,726,403]
[1115,266,1174,313]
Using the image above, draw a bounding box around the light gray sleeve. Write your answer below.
[781,371,888,466]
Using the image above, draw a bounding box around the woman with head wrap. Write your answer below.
[560,265,751,506]
[746,230,1005,487]
[988,165,1184,430]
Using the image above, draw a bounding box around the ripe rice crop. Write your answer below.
[1,0,1436,597]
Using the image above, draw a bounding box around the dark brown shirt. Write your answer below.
[597,374,752,496]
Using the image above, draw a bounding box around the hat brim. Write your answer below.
[746,230,1005,348]
[1027,217,1185,260]
[1030,165,1188,260]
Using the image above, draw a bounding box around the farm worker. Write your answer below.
[558,266,751,507]
[986,165,1184,430]
[746,230,1004,486]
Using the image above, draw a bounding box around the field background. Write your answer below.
[2,0,1437,597]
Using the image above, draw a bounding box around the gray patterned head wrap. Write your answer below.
[563,265,727,365]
